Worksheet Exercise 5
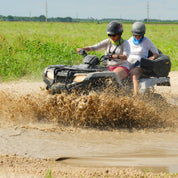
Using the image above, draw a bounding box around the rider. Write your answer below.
[127,22,159,96]
[76,21,130,80]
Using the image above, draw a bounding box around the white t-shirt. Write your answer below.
[127,36,159,67]
[89,39,130,69]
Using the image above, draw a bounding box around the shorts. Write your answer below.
[108,66,130,76]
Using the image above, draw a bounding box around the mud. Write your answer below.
[0,72,178,177]
[0,81,177,129]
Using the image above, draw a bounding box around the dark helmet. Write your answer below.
[106,21,123,35]
[131,22,146,35]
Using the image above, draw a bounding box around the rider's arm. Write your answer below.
[112,54,127,60]
[77,39,109,53]
[146,37,159,60]
[76,47,90,52]
[149,53,158,60]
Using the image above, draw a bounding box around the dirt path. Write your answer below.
[155,71,178,105]
[0,72,178,177]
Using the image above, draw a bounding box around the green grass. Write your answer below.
[45,169,53,178]
[0,22,177,81]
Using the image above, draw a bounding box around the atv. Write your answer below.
[43,49,171,95]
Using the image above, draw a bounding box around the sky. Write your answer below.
[0,0,177,20]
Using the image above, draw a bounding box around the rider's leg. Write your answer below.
[113,67,129,80]
[130,67,143,96]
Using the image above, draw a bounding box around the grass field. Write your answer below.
[0,21,178,81]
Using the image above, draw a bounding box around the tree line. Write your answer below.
[0,15,178,23]
[0,15,73,22]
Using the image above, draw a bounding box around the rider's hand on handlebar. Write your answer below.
[76,47,90,53]
[76,48,81,53]
[112,54,120,59]
[76,48,88,56]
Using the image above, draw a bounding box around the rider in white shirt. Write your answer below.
[77,21,130,80]
[127,22,159,96]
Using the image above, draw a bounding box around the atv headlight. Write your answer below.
[73,74,87,82]
[46,69,54,80]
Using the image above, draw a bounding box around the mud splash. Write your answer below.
[0,88,177,129]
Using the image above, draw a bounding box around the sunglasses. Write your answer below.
[108,34,116,37]
[134,35,142,37]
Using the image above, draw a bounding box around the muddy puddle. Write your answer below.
[0,72,178,175]
[0,127,178,173]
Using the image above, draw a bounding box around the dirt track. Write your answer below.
[0,72,178,177]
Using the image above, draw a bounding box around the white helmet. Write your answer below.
[131,22,146,35]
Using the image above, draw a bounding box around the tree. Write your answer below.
[39,15,46,22]
[7,15,14,21]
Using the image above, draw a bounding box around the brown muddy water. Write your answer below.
[0,73,178,174]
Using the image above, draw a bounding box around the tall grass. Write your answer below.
[0,22,177,81]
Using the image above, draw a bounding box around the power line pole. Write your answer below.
[29,11,31,21]
[147,0,149,23]
[45,0,48,22]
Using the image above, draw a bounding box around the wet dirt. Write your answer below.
[0,72,178,177]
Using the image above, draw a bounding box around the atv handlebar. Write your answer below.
[78,49,88,57]
[73,49,88,57]
[100,54,113,62]
[76,49,113,63]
